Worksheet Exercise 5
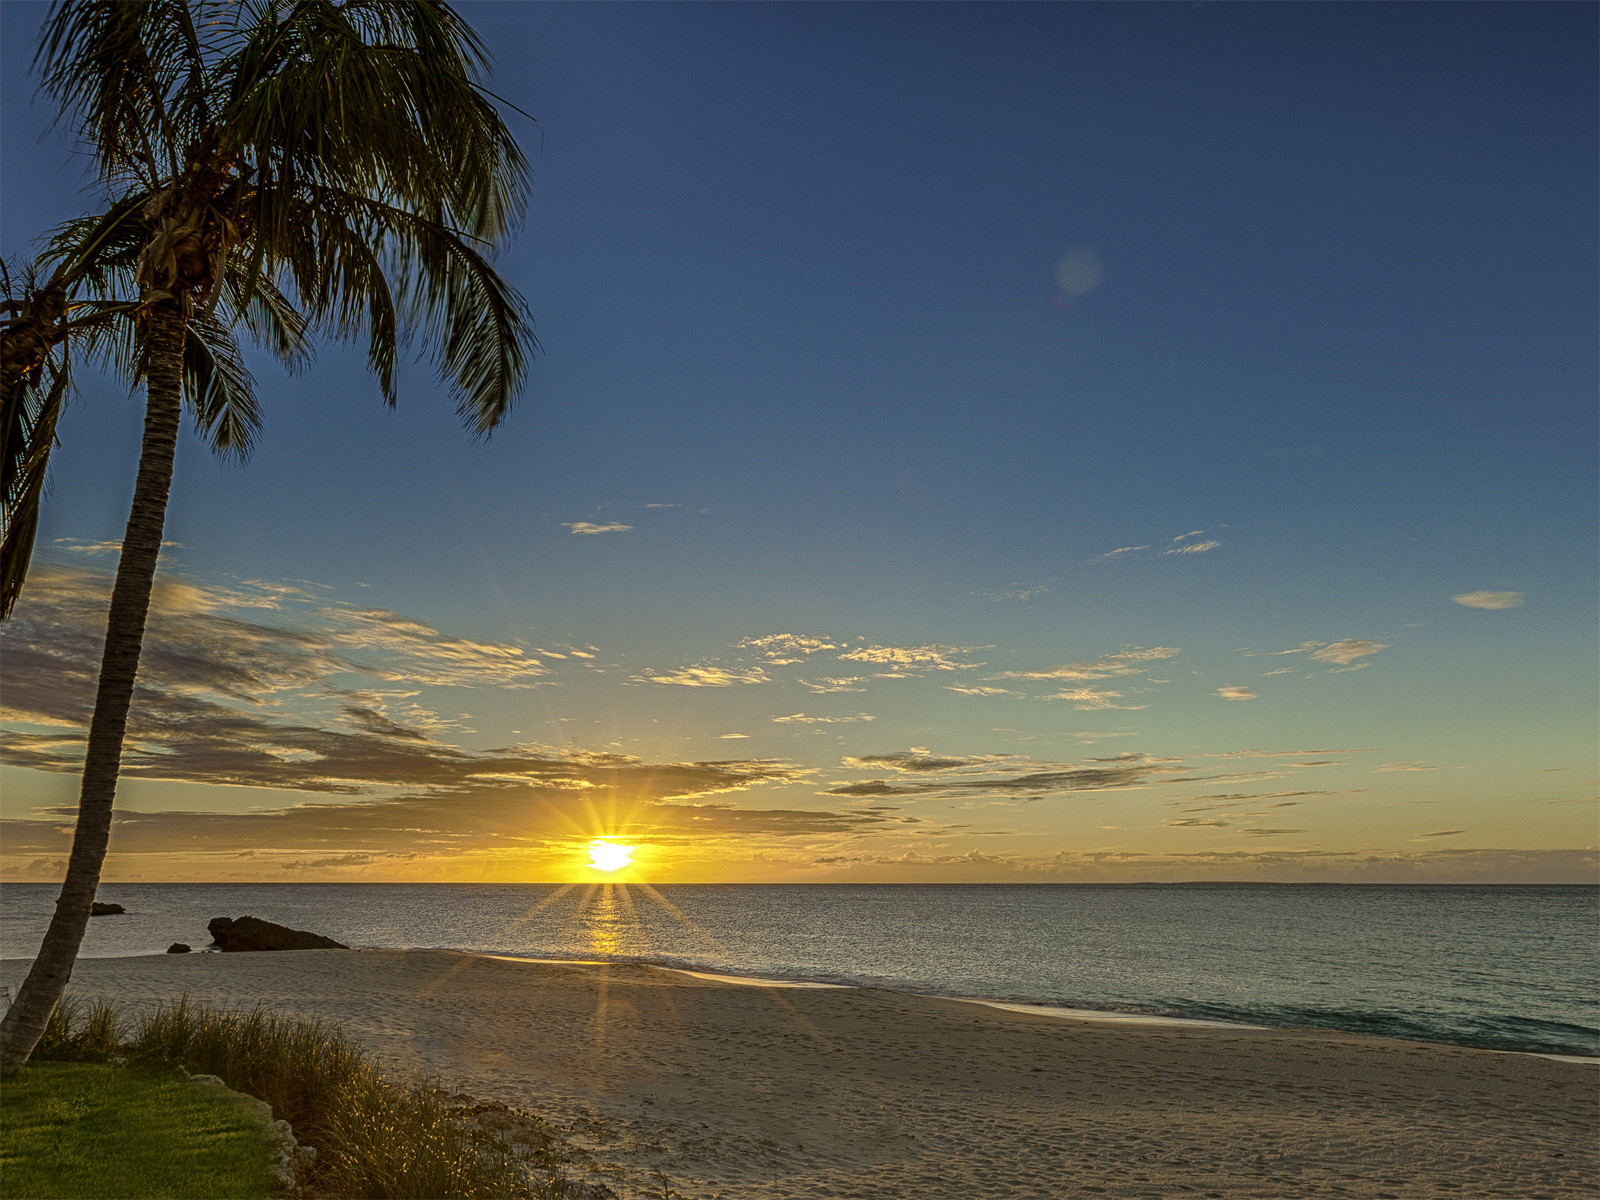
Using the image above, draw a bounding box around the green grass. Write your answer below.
[0,1061,278,1200]
[13,994,577,1199]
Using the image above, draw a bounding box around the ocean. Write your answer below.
[2,882,1594,1057]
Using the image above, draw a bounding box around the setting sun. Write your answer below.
[586,840,635,872]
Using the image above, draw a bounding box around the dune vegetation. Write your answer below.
[6,994,579,1200]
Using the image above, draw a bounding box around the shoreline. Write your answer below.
[10,943,1599,1062]
[4,948,1595,1198]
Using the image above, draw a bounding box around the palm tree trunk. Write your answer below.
[0,304,186,1077]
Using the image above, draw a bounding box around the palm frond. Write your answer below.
[183,310,260,458]
[0,353,70,619]
[283,185,534,432]
[36,0,205,187]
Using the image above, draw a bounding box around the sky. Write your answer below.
[1,2,1595,884]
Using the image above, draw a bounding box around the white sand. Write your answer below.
[6,949,1594,1199]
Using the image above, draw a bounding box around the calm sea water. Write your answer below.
[2,883,1594,1057]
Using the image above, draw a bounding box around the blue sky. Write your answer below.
[1,2,1594,883]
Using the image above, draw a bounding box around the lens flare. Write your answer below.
[587,840,635,872]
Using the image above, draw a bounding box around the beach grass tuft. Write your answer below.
[29,993,578,1199]
[33,993,123,1063]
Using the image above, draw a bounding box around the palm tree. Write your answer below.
[0,0,535,1075]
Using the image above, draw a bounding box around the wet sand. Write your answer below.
[6,949,1594,1198]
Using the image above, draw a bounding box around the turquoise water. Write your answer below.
[3,882,1594,1056]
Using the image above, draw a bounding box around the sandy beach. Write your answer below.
[5,949,1594,1199]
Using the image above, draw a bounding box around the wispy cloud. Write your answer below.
[843,750,1006,773]
[738,634,842,664]
[634,665,770,687]
[773,713,875,724]
[1202,748,1376,760]
[822,750,1204,800]
[1378,762,1438,772]
[1452,591,1524,610]
[563,522,633,535]
[1416,830,1465,838]
[945,685,1015,697]
[838,643,980,671]
[54,537,185,555]
[1216,686,1258,701]
[1310,639,1387,666]
[797,676,870,694]
[1091,530,1222,563]
[995,645,1180,683]
[1173,789,1348,811]
[1044,688,1145,711]
[974,584,1047,602]
[1088,545,1149,563]
[1272,639,1388,670]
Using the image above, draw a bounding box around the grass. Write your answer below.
[11,994,580,1200]
[0,1061,278,1200]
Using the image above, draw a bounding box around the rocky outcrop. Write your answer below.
[89,902,125,915]
[207,915,347,952]
[167,943,191,954]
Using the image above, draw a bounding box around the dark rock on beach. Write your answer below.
[89,902,125,916]
[166,943,191,954]
[207,915,348,952]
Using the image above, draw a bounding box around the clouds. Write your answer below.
[563,522,633,535]
[738,634,842,664]
[634,665,770,687]
[821,750,1201,800]
[988,646,1174,710]
[1216,686,1258,701]
[1308,639,1388,666]
[838,643,980,671]
[1453,591,1524,610]
[844,750,1004,773]
[1088,545,1149,563]
[0,566,923,865]
[0,755,892,866]
[996,646,1179,683]
[652,634,1182,714]
[1265,638,1389,673]
[1090,530,1221,563]
[1044,687,1144,711]
[798,676,870,694]
[0,568,553,754]
[645,635,984,694]
[773,713,875,724]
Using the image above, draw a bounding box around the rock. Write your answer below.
[207,915,347,952]
[167,943,191,954]
[89,902,125,915]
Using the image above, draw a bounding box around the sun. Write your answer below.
[586,840,635,872]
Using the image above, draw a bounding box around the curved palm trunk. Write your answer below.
[0,305,185,1076]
